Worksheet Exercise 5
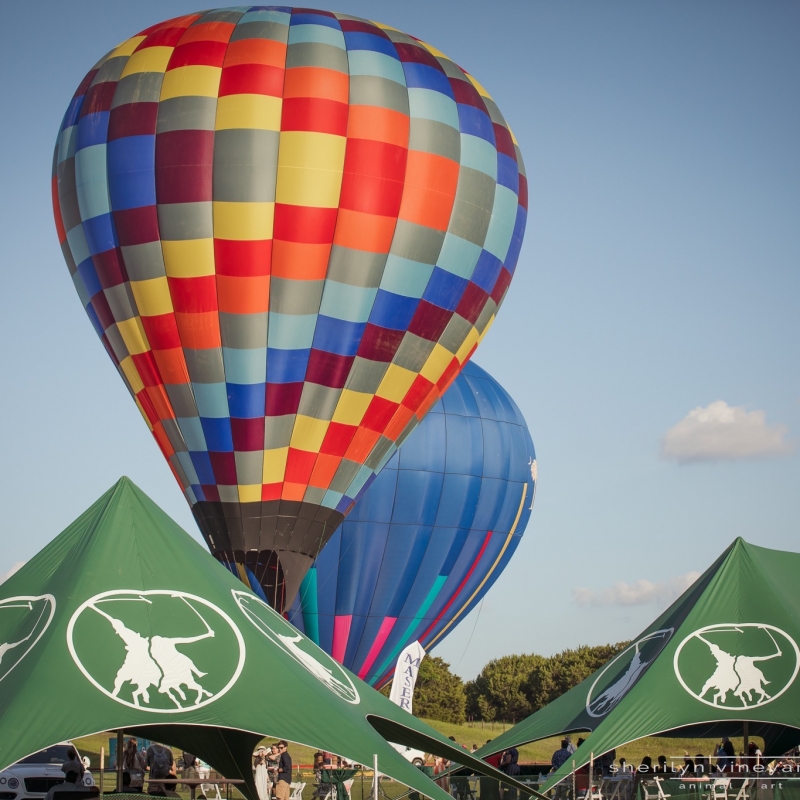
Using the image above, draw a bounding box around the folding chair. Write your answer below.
[641,778,672,800]
[199,782,222,800]
[577,783,604,800]
[703,778,731,800]
[603,777,626,800]
[451,776,477,800]
[731,779,750,800]
[312,785,335,800]
[588,783,604,800]
[290,781,307,800]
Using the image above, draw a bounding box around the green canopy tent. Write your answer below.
[0,478,533,800]
[475,539,800,788]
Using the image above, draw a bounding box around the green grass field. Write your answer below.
[410,721,760,768]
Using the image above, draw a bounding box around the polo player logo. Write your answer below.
[674,623,800,709]
[233,590,360,704]
[67,590,245,713]
[586,629,673,717]
[0,595,55,683]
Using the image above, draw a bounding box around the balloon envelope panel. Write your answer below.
[287,361,536,687]
[52,7,527,611]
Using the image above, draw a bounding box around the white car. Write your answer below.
[389,743,426,768]
[0,743,95,800]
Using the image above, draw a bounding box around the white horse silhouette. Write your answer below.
[92,596,215,708]
[151,599,215,707]
[0,598,48,677]
[589,641,650,715]
[734,628,782,704]
[0,602,35,668]
[277,633,353,699]
[696,627,784,707]
[91,600,162,706]
[697,632,740,705]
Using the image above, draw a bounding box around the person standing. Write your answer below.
[267,744,280,798]
[183,752,199,778]
[182,751,199,793]
[254,747,269,800]
[747,742,763,772]
[551,739,572,773]
[313,751,324,784]
[146,742,174,796]
[433,755,450,794]
[717,738,735,773]
[500,747,520,776]
[275,741,292,800]
[500,747,520,800]
[123,737,146,791]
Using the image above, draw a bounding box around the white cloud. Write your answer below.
[0,562,25,584]
[572,571,700,608]
[662,400,793,463]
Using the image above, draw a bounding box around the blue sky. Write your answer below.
[0,1,797,681]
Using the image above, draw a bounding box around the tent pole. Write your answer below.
[117,730,124,792]
[571,759,576,800]
[373,754,379,800]
[100,746,104,798]
[589,752,593,799]
[743,721,749,770]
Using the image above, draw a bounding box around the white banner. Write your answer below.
[388,640,426,714]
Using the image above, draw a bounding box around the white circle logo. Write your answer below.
[674,623,800,709]
[233,590,360,704]
[586,629,673,717]
[67,590,245,712]
[0,595,56,683]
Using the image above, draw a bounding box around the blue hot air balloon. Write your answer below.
[287,361,536,687]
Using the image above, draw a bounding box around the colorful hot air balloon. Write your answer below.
[52,7,528,611]
[287,361,536,687]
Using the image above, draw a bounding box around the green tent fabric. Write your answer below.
[475,538,800,788]
[0,478,531,800]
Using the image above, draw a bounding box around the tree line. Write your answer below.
[395,642,630,725]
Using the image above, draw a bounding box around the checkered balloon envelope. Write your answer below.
[52,6,528,612]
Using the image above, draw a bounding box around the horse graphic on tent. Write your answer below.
[0,598,54,681]
[589,641,650,716]
[698,632,740,705]
[276,632,354,699]
[697,626,783,706]
[90,596,215,708]
[587,629,672,717]
[0,602,36,668]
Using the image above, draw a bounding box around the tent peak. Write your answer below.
[108,475,141,493]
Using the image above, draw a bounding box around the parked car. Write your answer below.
[389,743,426,768]
[0,743,94,800]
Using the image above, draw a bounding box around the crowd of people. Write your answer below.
[34,730,800,800]
[253,741,293,800]
[546,737,800,782]
[116,738,209,796]
[43,739,204,800]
